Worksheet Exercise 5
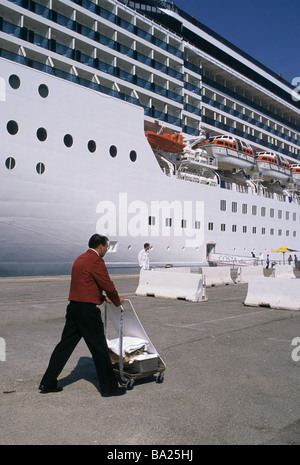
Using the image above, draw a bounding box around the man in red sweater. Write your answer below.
[39,234,126,397]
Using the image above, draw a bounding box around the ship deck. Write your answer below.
[1,270,300,446]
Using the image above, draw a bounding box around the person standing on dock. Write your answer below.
[138,243,151,270]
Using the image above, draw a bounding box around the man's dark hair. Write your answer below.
[88,234,108,249]
[144,243,150,248]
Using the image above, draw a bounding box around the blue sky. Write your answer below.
[172,0,300,84]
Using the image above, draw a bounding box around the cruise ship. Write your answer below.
[1,0,300,276]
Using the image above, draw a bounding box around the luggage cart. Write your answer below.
[104,299,165,390]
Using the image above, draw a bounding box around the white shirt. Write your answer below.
[138,248,150,270]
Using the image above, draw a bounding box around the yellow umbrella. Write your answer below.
[268,247,298,264]
[268,247,296,253]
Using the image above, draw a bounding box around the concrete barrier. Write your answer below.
[244,277,300,310]
[271,265,295,279]
[234,266,264,284]
[199,266,232,287]
[135,270,205,302]
[153,267,191,273]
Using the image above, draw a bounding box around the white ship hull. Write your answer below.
[1,59,300,276]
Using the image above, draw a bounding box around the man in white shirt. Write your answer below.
[138,243,150,270]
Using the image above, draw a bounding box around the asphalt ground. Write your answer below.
[0,270,300,447]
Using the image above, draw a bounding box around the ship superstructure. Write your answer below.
[0,0,300,275]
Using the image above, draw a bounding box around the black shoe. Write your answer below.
[102,387,126,397]
[39,384,63,394]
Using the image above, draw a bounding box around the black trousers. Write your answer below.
[40,301,118,394]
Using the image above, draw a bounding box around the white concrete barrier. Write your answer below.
[244,277,300,310]
[135,270,204,302]
[271,265,295,279]
[199,266,232,287]
[234,266,264,284]
[153,267,191,273]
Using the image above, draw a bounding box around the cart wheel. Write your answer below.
[156,372,165,383]
[125,379,134,390]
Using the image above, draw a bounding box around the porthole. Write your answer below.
[7,120,19,135]
[9,74,20,90]
[129,150,137,162]
[36,162,45,175]
[88,140,96,153]
[5,157,16,170]
[38,84,49,98]
[109,145,117,157]
[64,134,73,148]
[37,127,47,142]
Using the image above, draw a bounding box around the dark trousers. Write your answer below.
[40,301,118,394]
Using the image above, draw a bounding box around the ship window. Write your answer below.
[286,211,289,220]
[278,210,282,219]
[242,226,247,233]
[37,127,47,142]
[88,140,96,153]
[64,134,73,148]
[38,84,49,98]
[293,231,297,237]
[242,204,247,214]
[286,230,290,237]
[208,222,213,231]
[262,228,266,235]
[252,227,257,234]
[220,200,226,211]
[270,208,274,218]
[36,162,45,175]
[109,145,117,157]
[232,202,237,213]
[293,213,297,221]
[148,216,155,226]
[221,224,226,231]
[165,218,172,227]
[9,74,20,89]
[261,207,266,217]
[5,157,16,170]
[278,229,282,236]
[195,221,201,229]
[252,205,257,215]
[232,225,237,232]
[130,150,137,162]
[7,120,19,135]
[270,228,274,235]
[181,220,187,228]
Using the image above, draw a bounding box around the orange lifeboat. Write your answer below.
[291,165,300,187]
[145,131,185,153]
[202,135,255,171]
[256,152,291,182]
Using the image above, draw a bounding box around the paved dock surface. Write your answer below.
[1,271,300,445]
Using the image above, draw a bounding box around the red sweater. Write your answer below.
[68,249,121,306]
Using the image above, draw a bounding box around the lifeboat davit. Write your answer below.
[145,131,185,153]
[203,135,255,171]
[256,152,291,182]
